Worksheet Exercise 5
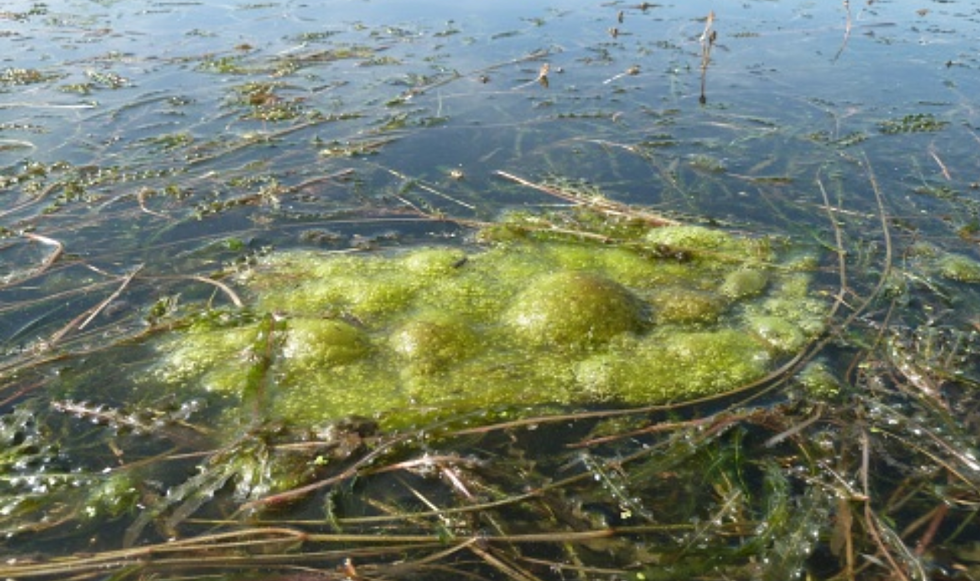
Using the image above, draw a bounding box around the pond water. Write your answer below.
[3,1,980,579]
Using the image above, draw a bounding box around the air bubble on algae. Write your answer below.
[390,312,479,374]
[720,268,769,300]
[649,288,725,325]
[504,271,647,350]
[283,318,370,372]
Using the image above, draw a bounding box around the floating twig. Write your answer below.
[0,101,97,110]
[602,65,640,85]
[286,168,356,193]
[928,145,952,180]
[512,62,551,91]
[415,48,554,94]
[243,432,414,510]
[137,186,172,219]
[379,165,477,211]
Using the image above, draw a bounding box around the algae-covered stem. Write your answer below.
[493,170,681,227]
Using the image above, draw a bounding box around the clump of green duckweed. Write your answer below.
[151,221,827,429]
[0,67,61,85]
[575,329,771,403]
[82,473,139,520]
[744,314,806,353]
[399,246,468,276]
[902,243,980,284]
[644,224,737,252]
[154,324,262,393]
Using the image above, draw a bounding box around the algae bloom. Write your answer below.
[153,224,827,428]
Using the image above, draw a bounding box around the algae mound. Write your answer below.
[505,271,647,350]
[390,312,479,374]
[153,224,827,428]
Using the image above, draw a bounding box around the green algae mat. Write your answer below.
[152,218,827,429]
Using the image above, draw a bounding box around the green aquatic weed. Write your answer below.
[878,113,948,134]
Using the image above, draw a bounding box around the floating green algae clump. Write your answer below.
[152,223,827,429]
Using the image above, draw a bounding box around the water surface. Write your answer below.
[3,1,980,579]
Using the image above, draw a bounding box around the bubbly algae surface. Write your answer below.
[153,225,827,428]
